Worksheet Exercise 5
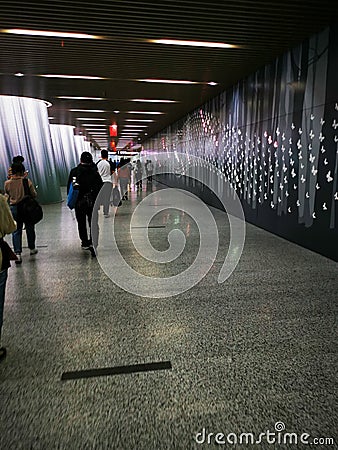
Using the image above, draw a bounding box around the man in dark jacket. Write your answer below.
[67,152,103,254]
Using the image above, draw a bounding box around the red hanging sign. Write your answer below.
[109,123,117,137]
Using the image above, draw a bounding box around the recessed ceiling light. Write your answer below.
[123,125,148,128]
[127,111,164,115]
[87,130,107,132]
[81,123,107,127]
[14,72,24,77]
[136,78,198,85]
[70,109,106,112]
[130,99,178,103]
[41,74,107,80]
[2,29,103,39]
[113,110,120,114]
[149,38,237,49]
[136,78,218,85]
[125,119,154,122]
[57,96,105,100]
[76,118,106,120]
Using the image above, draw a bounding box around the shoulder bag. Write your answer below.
[17,178,43,225]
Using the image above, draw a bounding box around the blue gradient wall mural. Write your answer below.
[144,26,338,261]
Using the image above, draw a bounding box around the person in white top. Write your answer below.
[96,150,112,217]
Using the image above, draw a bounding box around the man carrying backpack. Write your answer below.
[67,152,103,254]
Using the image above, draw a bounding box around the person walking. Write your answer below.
[96,149,112,218]
[0,192,17,361]
[134,160,143,191]
[67,152,103,253]
[4,162,38,264]
[118,158,131,200]
[146,159,154,182]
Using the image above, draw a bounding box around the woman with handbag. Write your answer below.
[4,162,38,264]
[0,192,17,361]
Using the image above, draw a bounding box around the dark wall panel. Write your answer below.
[145,25,338,261]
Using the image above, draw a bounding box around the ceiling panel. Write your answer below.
[1,0,337,148]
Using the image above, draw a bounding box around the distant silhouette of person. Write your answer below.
[118,158,131,200]
[146,159,154,182]
[134,160,143,191]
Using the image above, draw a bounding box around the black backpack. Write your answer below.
[17,178,43,225]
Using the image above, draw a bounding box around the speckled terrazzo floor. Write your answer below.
[0,181,337,450]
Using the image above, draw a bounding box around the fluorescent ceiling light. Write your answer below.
[3,29,102,39]
[125,119,154,122]
[130,99,178,103]
[84,129,107,132]
[149,38,236,49]
[57,96,105,100]
[123,125,148,128]
[14,72,24,77]
[70,109,106,112]
[77,118,106,120]
[137,78,198,84]
[41,74,106,80]
[48,117,55,119]
[136,78,218,85]
[81,124,107,127]
[127,111,164,115]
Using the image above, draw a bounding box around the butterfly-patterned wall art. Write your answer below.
[144,25,338,260]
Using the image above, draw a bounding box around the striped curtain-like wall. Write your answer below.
[50,124,78,186]
[0,95,61,203]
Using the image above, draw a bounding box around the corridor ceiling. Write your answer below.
[1,0,338,149]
